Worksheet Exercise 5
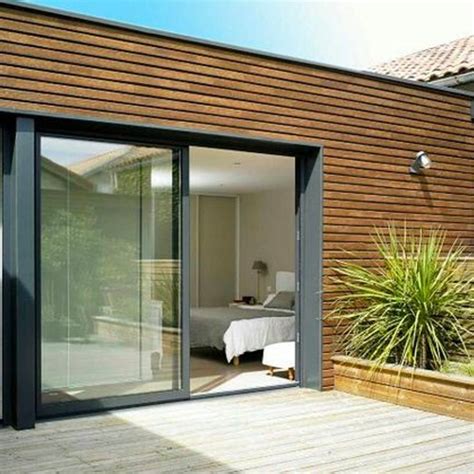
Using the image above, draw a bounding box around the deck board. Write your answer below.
[0,389,472,473]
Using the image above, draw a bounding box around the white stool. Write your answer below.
[262,341,296,380]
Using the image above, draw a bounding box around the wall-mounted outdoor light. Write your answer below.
[410,151,432,174]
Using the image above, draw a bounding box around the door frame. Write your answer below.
[296,149,324,389]
[1,110,323,429]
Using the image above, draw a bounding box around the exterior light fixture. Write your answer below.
[410,151,432,174]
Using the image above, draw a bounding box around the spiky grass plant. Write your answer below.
[332,225,473,371]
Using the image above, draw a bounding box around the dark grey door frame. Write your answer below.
[0,109,323,428]
[296,148,324,390]
[3,117,37,429]
[180,146,191,396]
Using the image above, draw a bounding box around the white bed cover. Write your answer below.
[223,270,296,362]
[223,315,295,362]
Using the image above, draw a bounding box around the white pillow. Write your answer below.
[262,293,276,307]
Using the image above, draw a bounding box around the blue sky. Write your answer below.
[25,0,473,69]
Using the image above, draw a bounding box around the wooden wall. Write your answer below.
[1,4,473,390]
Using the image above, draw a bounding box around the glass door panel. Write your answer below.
[40,136,185,406]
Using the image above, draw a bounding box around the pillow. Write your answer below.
[262,293,276,306]
[264,291,295,310]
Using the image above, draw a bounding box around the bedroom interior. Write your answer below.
[189,147,297,394]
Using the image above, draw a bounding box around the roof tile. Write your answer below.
[370,36,474,81]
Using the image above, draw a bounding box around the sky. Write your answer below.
[24,0,473,70]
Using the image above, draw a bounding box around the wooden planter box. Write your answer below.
[332,355,474,421]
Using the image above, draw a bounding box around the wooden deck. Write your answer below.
[0,388,473,473]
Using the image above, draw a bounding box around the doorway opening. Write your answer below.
[189,147,297,395]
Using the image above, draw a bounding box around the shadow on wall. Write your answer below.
[410,173,434,207]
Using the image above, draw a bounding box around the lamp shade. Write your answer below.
[252,260,267,272]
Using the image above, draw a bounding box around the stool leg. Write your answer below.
[288,368,295,381]
[267,367,274,376]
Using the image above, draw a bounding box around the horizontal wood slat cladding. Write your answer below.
[0,18,470,116]
[2,81,472,159]
[1,65,473,150]
[0,8,470,110]
[0,5,473,391]
[2,47,470,139]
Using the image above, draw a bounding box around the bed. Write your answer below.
[190,271,295,363]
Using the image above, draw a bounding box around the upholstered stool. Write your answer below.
[262,341,296,380]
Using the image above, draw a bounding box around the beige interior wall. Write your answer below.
[239,188,295,302]
[190,195,199,307]
[191,195,236,307]
[189,187,294,308]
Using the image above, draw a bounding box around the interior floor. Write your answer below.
[41,341,294,403]
[190,349,294,395]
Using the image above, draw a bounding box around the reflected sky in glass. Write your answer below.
[41,137,127,166]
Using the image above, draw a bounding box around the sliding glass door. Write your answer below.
[40,136,187,409]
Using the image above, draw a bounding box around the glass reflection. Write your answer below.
[41,137,181,404]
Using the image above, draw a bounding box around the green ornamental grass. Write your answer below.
[332,225,473,371]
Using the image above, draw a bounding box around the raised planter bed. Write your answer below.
[332,355,474,421]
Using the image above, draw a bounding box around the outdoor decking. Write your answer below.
[1,388,473,473]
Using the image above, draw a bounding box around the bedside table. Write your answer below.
[228,302,264,310]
